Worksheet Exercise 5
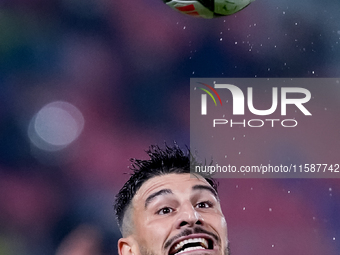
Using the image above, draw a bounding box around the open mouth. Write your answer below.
[169,237,214,255]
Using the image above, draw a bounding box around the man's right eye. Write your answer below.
[157,207,173,215]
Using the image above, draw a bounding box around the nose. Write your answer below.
[175,203,203,229]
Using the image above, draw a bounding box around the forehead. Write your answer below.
[133,173,212,205]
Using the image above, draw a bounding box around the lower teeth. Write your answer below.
[176,246,205,254]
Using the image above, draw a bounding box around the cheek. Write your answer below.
[204,213,228,238]
[217,216,229,250]
[136,216,173,250]
[221,216,227,230]
[203,208,226,227]
[220,217,228,239]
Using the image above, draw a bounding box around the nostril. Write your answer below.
[179,220,202,227]
[179,221,188,227]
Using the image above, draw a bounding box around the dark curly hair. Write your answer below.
[114,143,218,234]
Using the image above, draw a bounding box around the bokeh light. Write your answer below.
[28,101,84,151]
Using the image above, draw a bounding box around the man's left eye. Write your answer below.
[196,201,212,208]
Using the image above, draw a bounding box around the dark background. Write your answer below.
[0,0,340,254]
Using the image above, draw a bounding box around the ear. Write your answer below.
[118,237,138,255]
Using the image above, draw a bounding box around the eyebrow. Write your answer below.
[145,189,173,208]
[144,185,219,209]
[192,184,219,200]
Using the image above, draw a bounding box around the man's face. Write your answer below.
[123,173,228,255]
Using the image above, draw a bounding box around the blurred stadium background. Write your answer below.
[0,0,340,254]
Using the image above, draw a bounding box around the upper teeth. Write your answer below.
[174,238,209,252]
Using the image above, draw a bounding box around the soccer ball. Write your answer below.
[162,0,254,19]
